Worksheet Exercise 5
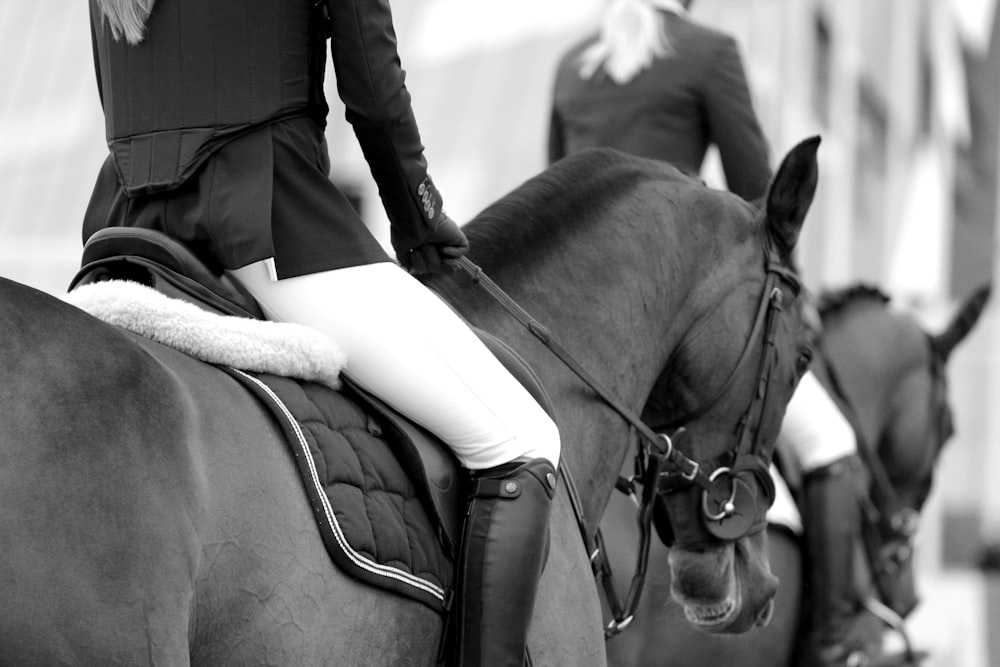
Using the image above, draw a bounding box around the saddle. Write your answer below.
[70,227,555,612]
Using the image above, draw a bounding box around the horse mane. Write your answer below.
[816,283,890,322]
[462,148,695,273]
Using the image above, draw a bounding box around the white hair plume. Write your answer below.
[95,0,157,45]
[578,0,687,84]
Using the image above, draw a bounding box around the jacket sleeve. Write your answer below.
[702,35,772,201]
[326,0,447,242]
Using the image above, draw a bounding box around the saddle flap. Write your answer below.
[342,377,464,558]
[337,330,557,561]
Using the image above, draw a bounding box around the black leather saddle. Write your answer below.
[70,227,265,319]
[70,227,555,555]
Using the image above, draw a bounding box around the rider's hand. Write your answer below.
[392,214,470,275]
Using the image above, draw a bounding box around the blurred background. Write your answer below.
[1,0,998,664]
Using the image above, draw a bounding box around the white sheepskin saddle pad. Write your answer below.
[62,280,345,389]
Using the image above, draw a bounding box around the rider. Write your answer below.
[86,1,558,664]
[549,2,879,665]
[548,0,770,200]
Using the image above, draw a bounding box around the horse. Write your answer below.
[601,281,991,667]
[0,139,819,665]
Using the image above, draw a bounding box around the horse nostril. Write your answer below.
[755,597,775,627]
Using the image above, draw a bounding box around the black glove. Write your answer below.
[392,214,470,275]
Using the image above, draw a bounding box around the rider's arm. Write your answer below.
[326,0,461,264]
[703,36,772,201]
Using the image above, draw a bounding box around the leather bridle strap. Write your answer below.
[677,254,798,425]
[597,437,663,637]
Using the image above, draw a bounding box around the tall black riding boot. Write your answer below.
[453,458,557,667]
[801,454,873,667]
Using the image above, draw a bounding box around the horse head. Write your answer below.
[816,282,990,619]
[640,137,820,633]
[880,282,989,510]
[434,140,818,640]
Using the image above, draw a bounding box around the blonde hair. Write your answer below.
[94,0,156,45]
[578,0,680,84]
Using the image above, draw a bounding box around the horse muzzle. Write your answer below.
[668,532,778,634]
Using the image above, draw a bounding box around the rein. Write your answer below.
[457,257,688,468]
[457,251,797,637]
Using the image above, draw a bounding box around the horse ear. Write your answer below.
[764,136,821,257]
[931,281,991,360]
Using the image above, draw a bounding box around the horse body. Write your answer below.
[602,282,990,667]
[0,280,444,664]
[0,142,819,664]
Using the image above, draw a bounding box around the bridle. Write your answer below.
[457,242,801,637]
[647,243,799,549]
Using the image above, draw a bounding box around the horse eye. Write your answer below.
[796,349,813,373]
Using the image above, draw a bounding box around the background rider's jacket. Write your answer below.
[549,9,772,201]
[85,0,445,278]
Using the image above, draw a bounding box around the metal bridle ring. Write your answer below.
[701,467,738,521]
[658,432,673,458]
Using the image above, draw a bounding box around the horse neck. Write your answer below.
[437,217,751,525]
[822,306,929,463]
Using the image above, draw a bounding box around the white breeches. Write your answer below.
[229,260,560,470]
[776,370,857,472]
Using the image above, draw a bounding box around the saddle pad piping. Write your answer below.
[230,368,447,602]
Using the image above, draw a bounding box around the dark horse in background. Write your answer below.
[0,140,819,665]
[602,281,991,667]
